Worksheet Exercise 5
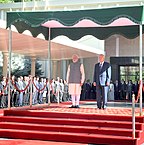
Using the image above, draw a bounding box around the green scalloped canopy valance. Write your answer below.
[6,5,144,40]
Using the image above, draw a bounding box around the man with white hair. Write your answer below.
[66,54,85,108]
[93,54,111,110]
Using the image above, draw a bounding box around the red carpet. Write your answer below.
[0,139,85,145]
[0,102,144,145]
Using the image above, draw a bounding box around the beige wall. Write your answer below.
[105,34,144,60]
[83,34,144,82]
[105,36,116,61]
[83,57,98,82]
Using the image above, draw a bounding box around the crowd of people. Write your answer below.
[0,75,70,108]
[0,74,142,109]
[81,79,141,102]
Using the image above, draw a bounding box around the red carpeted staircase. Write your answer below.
[0,109,144,145]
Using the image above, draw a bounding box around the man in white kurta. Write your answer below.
[66,54,85,108]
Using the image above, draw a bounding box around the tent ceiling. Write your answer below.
[0,28,100,60]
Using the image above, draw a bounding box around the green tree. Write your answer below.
[0,0,11,3]
[35,60,43,76]
[12,58,43,77]
[0,0,33,3]
[13,0,33,2]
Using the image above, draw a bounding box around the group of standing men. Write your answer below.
[0,53,111,109]
[66,54,111,109]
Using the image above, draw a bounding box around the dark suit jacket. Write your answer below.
[93,61,111,86]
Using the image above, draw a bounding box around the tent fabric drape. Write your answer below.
[13,21,49,40]
[6,6,144,40]
[11,21,144,40]
[7,6,143,28]
[51,26,144,40]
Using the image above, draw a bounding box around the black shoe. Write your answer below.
[69,105,75,108]
[102,106,107,110]
[97,107,101,109]
[75,105,80,108]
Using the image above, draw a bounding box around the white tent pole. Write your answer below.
[22,0,24,11]
[48,28,51,105]
[8,26,12,109]
[139,23,143,116]
[132,94,135,139]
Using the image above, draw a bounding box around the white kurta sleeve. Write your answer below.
[80,64,85,84]
[66,65,70,83]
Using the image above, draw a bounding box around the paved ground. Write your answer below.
[38,100,143,116]
[2,100,143,116]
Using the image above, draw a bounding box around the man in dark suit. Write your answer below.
[114,80,121,100]
[93,54,111,109]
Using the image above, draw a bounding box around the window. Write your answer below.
[120,66,142,83]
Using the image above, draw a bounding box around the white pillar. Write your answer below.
[116,36,120,57]
[80,58,84,63]
[22,0,25,11]
[1,10,4,20]
[2,52,8,77]
[52,60,57,79]
[61,60,66,80]
[31,57,36,77]
[32,0,36,11]
[57,60,61,77]
[45,0,48,10]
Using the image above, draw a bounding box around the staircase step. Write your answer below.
[4,110,144,123]
[2,109,144,145]
[0,122,141,138]
[0,128,137,145]
[0,116,143,130]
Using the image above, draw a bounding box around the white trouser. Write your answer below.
[71,95,80,106]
